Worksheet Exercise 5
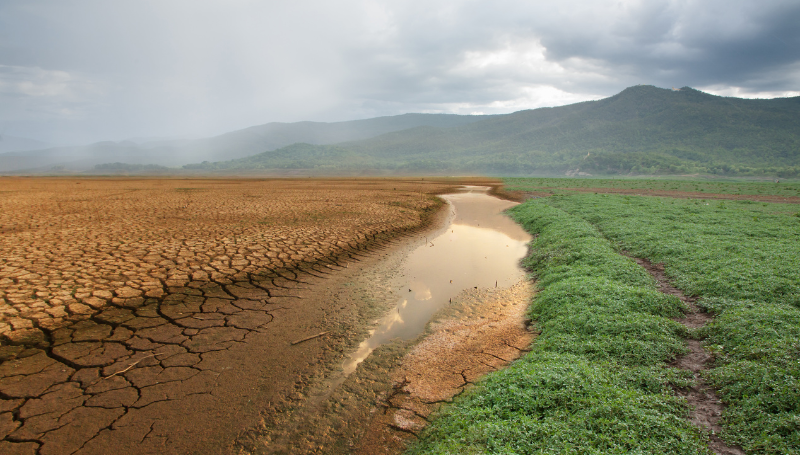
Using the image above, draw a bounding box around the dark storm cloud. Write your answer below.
[0,0,797,144]
[529,0,800,89]
[341,1,800,104]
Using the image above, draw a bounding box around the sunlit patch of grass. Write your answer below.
[541,193,800,454]
[409,353,706,455]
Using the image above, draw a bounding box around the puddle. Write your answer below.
[342,186,531,374]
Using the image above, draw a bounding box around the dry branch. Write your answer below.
[101,353,161,380]
[290,331,329,345]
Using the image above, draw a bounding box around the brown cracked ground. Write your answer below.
[631,257,745,455]
[0,177,501,455]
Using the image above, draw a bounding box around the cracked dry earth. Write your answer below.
[0,177,470,455]
[631,257,745,455]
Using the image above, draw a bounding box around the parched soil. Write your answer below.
[0,177,500,454]
[509,187,800,203]
[631,257,744,455]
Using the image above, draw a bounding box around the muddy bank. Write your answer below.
[243,187,535,454]
[355,280,534,454]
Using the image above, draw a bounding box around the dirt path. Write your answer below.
[631,257,744,455]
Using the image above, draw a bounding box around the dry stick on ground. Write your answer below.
[98,353,163,382]
[631,256,745,455]
[290,331,329,346]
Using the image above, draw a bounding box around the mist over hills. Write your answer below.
[0,113,490,173]
[4,85,799,177]
[191,86,800,177]
[0,135,51,154]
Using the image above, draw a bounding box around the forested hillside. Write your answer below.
[188,86,800,177]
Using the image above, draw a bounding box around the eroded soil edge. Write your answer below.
[356,280,534,454]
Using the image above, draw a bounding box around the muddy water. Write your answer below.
[342,186,531,374]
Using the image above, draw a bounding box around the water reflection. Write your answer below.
[342,187,531,374]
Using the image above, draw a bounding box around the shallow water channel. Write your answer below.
[342,186,532,374]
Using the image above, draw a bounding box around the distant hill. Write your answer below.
[0,113,491,173]
[190,86,800,177]
[0,135,51,154]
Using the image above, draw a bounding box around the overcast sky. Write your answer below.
[1,0,798,145]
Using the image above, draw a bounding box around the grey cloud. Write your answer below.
[0,0,797,145]
[530,1,800,88]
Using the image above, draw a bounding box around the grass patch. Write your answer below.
[412,191,800,454]
[539,193,800,453]
[696,299,800,454]
[411,353,702,455]
[503,177,800,198]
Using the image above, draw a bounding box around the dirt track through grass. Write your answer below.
[529,193,799,454]
[632,257,744,455]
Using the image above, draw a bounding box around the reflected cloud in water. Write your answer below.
[342,187,531,374]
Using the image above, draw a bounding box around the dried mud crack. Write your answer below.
[1,177,499,455]
[630,256,745,455]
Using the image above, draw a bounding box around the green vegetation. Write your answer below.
[409,201,708,454]
[503,177,800,198]
[187,85,800,177]
[542,194,800,453]
[411,190,800,454]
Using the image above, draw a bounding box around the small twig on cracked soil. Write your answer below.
[290,331,329,346]
[100,353,163,381]
[631,256,745,455]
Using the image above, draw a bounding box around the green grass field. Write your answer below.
[503,177,800,198]
[409,185,800,454]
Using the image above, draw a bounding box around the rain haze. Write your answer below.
[1,0,799,145]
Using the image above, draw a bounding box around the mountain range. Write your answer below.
[0,114,489,173]
[3,85,799,177]
[188,86,800,177]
